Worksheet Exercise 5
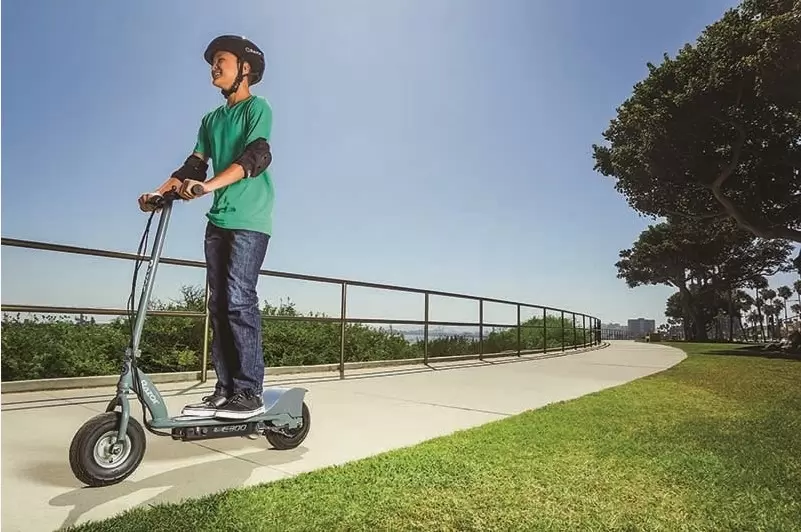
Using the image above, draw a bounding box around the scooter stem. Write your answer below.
[130,200,173,353]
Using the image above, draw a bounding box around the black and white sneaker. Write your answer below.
[181,393,229,417]
[214,390,264,420]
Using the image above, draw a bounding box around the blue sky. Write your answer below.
[2,0,796,327]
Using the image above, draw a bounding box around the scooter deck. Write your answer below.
[147,387,307,430]
[154,413,276,428]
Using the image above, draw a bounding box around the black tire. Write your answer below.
[265,402,311,450]
[69,411,146,487]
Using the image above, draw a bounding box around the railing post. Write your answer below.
[542,307,547,353]
[479,298,484,360]
[201,279,210,383]
[424,292,429,364]
[583,315,586,347]
[573,313,577,349]
[340,282,347,379]
[561,310,565,352]
[517,304,521,356]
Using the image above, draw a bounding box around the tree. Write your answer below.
[778,285,792,322]
[795,280,801,307]
[762,289,778,338]
[664,288,721,340]
[592,0,801,267]
[733,290,756,340]
[616,218,792,340]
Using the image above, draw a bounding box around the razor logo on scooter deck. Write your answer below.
[171,421,259,441]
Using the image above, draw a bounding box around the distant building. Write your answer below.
[600,322,630,340]
[627,318,655,338]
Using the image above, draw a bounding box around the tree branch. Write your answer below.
[709,123,801,243]
[664,208,730,221]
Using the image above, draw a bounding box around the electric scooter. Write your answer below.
[69,186,311,487]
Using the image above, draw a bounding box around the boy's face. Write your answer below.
[210,50,250,89]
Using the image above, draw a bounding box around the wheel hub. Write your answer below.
[93,431,131,468]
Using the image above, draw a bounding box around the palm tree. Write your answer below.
[750,277,769,341]
[771,299,786,338]
[735,290,754,341]
[761,289,778,338]
[778,286,792,322]
[747,310,761,341]
[795,280,801,316]
[753,296,766,341]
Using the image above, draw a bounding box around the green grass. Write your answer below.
[69,342,801,532]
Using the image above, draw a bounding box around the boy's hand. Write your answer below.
[138,192,162,212]
[178,179,207,200]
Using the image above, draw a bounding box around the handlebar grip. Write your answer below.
[191,184,204,196]
[145,194,163,207]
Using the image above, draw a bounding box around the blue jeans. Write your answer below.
[204,222,269,396]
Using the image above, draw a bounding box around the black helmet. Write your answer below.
[204,35,266,96]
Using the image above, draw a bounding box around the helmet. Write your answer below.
[204,35,266,96]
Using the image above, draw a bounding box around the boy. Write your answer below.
[138,35,274,420]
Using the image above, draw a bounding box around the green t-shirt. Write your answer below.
[193,95,274,235]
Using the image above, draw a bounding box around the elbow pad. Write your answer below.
[172,155,208,182]
[235,138,272,177]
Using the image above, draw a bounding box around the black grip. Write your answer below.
[191,184,204,196]
[145,194,163,207]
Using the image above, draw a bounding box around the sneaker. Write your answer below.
[214,390,264,420]
[181,393,229,417]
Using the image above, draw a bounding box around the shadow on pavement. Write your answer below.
[40,445,307,530]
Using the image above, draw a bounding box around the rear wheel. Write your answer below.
[69,412,146,487]
[265,402,311,450]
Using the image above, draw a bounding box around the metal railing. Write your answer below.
[1,237,602,382]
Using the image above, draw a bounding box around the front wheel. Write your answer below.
[265,402,311,450]
[69,412,146,487]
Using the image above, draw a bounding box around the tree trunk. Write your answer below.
[679,286,695,340]
[694,316,709,341]
[728,291,735,341]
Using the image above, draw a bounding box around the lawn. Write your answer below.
[68,342,801,532]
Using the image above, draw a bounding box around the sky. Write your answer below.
[2,0,797,329]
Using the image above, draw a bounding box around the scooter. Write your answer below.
[69,186,311,487]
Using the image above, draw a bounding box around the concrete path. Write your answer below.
[1,341,685,531]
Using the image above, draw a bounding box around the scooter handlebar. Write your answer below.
[145,194,164,208]
[143,185,204,210]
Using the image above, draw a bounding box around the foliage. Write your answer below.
[615,217,793,340]
[1,286,594,381]
[592,0,801,271]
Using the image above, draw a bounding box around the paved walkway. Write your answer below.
[1,341,685,531]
